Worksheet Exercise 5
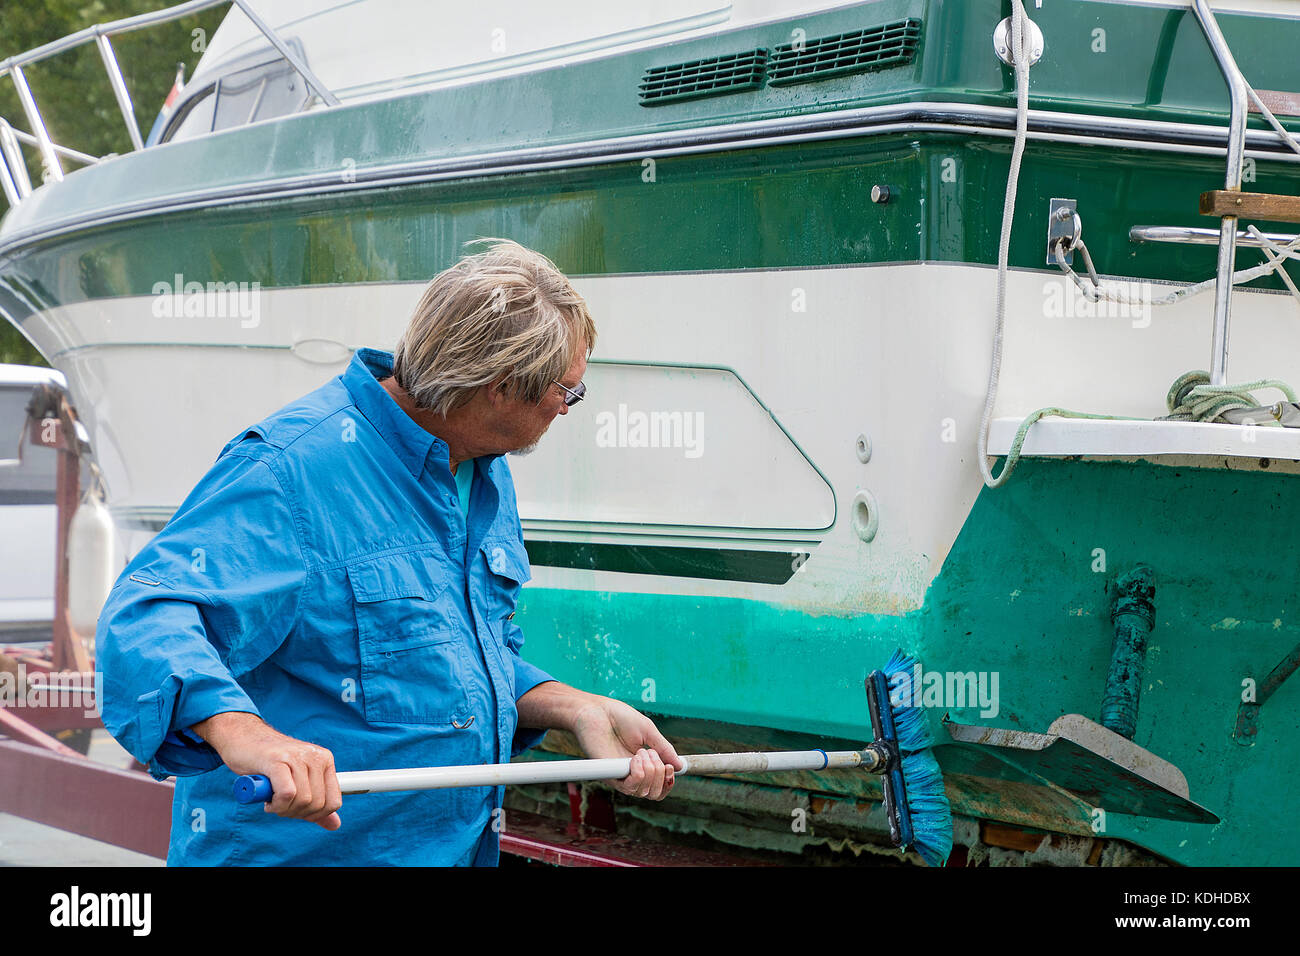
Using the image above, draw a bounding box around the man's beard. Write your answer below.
[509,419,552,457]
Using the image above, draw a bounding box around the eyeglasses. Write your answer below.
[554,380,586,406]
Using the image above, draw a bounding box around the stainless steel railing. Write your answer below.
[0,0,337,207]
[1130,225,1300,248]
[1192,0,1249,387]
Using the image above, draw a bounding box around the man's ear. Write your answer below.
[484,375,513,409]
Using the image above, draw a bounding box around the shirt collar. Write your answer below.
[341,348,440,479]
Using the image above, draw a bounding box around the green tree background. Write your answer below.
[0,0,228,366]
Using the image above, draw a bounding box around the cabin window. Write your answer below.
[160,42,312,144]
[211,54,311,132]
[163,85,216,143]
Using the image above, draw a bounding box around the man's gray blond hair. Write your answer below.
[392,239,596,416]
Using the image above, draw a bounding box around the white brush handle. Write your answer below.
[334,750,870,794]
[234,749,875,802]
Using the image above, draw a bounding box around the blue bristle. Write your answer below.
[901,749,953,867]
[882,648,954,867]
[881,649,933,755]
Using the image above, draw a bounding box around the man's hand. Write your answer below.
[572,696,682,800]
[517,682,682,800]
[192,711,343,830]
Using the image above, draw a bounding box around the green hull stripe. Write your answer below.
[7,1,1300,317]
[524,540,807,584]
[5,127,1300,323]
[109,515,806,584]
[7,0,1300,245]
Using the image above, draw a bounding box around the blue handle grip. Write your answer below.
[233,774,273,804]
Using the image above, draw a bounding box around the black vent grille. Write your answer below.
[768,18,921,86]
[639,49,767,106]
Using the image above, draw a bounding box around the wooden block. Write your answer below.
[980,820,1050,853]
[1201,189,1300,223]
[1087,838,1104,866]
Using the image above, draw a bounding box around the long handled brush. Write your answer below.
[233,648,953,866]
[873,647,953,866]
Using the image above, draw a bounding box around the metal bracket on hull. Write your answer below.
[1046,198,1079,266]
[993,16,1044,69]
[1233,639,1300,746]
[941,714,1218,824]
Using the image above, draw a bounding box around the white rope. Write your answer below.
[975,3,1300,488]
[1052,231,1300,308]
[977,0,1033,488]
[1246,226,1300,312]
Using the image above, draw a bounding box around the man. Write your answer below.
[97,239,680,865]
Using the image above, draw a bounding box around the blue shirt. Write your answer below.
[96,348,553,865]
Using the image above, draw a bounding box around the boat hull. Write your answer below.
[4,0,1300,865]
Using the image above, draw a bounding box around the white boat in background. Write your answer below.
[0,364,63,642]
[5,0,1300,866]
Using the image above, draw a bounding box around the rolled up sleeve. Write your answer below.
[96,447,307,778]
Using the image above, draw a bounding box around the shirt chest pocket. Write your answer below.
[347,551,472,726]
[479,537,532,702]
[480,538,531,648]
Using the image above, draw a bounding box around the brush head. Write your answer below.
[899,749,953,867]
[882,648,936,754]
[876,648,954,867]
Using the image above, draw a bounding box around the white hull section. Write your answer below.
[21,262,1300,613]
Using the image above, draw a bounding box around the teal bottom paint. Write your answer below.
[514,459,1299,865]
